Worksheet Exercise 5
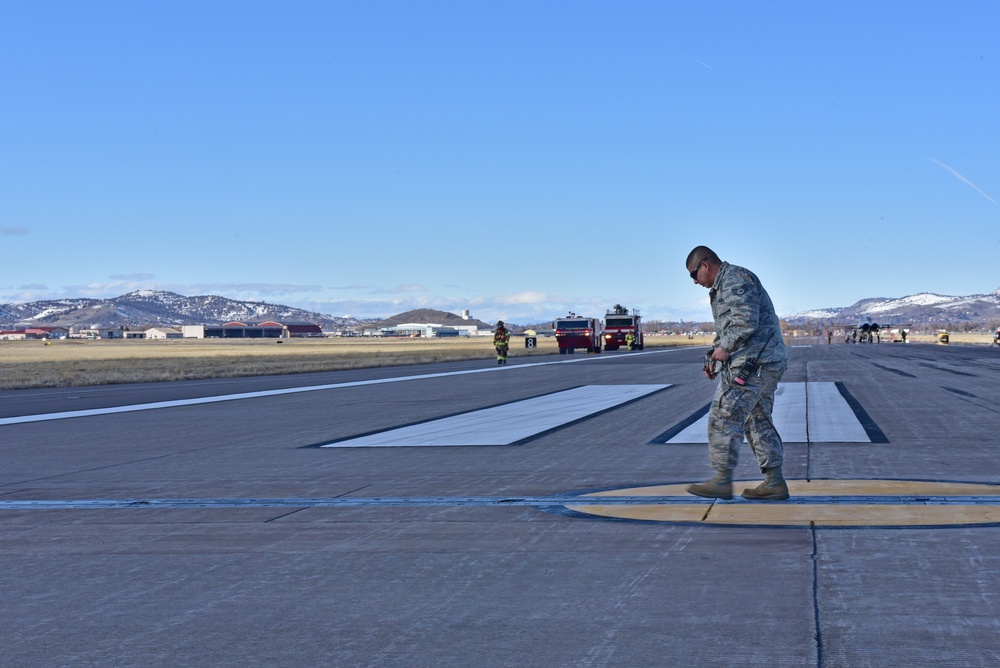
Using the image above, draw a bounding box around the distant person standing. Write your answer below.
[684,246,790,501]
[493,320,511,365]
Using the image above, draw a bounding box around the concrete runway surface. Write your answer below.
[2,342,1000,666]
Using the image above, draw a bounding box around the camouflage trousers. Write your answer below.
[707,360,786,474]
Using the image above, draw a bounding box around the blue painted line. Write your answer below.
[3,495,1000,510]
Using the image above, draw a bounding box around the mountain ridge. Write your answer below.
[0,290,374,330]
[786,288,1000,326]
[4,287,1000,331]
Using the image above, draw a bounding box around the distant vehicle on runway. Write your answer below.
[858,323,880,343]
[555,313,603,354]
[833,322,910,344]
[603,304,644,351]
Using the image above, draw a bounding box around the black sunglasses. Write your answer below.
[689,258,707,280]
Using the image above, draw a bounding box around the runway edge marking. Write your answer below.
[0,349,685,426]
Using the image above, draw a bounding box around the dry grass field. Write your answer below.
[0,337,544,390]
[0,336,696,390]
[2,332,993,390]
[898,332,995,345]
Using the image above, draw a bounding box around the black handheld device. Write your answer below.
[732,331,775,386]
[733,359,757,386]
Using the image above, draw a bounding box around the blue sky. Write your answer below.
[2,1,998,324]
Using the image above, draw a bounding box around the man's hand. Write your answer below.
[702,347,717,379]
[703,347,730,380]
[710,348,731,363]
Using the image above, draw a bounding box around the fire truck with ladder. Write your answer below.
[554,312,603,354]
[603,304,644,351]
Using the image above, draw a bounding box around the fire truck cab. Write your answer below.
[603,304,643,351]
[554,313,603,354]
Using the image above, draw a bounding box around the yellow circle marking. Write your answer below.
[566,480,1000,527]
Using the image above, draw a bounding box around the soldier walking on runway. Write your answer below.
[684,246,790,501]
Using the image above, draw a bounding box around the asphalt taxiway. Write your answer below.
[2,341,1000,666]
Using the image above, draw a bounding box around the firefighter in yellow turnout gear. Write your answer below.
[625,332,636,351]
[494,321,511,365]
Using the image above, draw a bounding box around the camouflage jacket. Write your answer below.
[709,261,787,366]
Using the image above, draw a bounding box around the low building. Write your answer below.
[72,327,123,340]
[182,323,278,338]
[182,321,324,339]
[203,322,283,338]
[145,327,183,339]
[380,322,486,338]
[181,325,208,338]
[246,320,324,337]
[381,323,437,337]
[0,326,69,340]
[279,322,324,337]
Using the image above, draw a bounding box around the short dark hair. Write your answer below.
[686,246,720,269]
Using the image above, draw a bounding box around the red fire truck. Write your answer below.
[603,304,643,351]
[554,313,603,354]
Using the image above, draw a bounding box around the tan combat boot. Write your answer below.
[687,471,733,500]
[741,466,790,501]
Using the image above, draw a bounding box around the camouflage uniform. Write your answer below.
[707,261,788,474]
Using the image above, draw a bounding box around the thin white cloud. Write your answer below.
[688,56,713,70]
[495,291,550,305]
[370,284,428,295]
[179,283,324,296]
[0,285,51,303]
[16,281,325,302]
[928,158,999,206]
[109,273,156,281]
[58,282,151,298]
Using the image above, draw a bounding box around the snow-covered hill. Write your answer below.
[0,290,375,330]
[786,289,1000,325]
